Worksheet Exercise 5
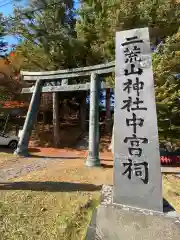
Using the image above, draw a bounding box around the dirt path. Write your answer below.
[0,148,113,186]
[0,147,86,181]
[0,146,113,183]
[0,146,179,183]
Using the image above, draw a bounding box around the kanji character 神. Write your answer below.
[123,77,144,96]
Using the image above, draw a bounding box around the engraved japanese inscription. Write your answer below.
[113,28,163,212]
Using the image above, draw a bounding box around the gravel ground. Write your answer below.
[0,158,50,181]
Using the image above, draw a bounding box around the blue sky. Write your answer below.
[1,0,79,52]
[1,0,27,51]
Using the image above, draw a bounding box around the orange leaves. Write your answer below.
[0,101,28,109]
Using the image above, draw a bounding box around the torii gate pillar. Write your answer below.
[86,73,101,167]
[14,78,42,156]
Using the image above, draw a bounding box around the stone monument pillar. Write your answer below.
[113,27,163,212]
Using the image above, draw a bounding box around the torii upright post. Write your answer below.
[86,73,101,167]
[14,78,42,156]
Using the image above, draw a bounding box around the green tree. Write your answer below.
[0,13,8,58]
[10,40,53,71]
[77,0,180,148]
[153,31,180,150]
[76,0,180,65]
[8,0,84,70]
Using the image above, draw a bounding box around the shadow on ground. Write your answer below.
[0,182,176,213]
[0,181,102,192]
[29,154,85,160]
[163,198,176,213]
[27,154,112,163]
[101,163,113,169]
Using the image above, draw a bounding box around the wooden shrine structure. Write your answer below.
[15,61,115,166]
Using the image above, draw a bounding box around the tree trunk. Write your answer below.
[105,88,112,132]
[79,94,87,131]
[106,88,111,118]
[53,92,60,147]
[109,123,114,154]
[42,112,45,132]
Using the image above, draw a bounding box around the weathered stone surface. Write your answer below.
[86,185,180,240]
[93,205,180,240]
[114,27,163,212]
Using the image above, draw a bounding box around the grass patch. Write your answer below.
[0,189,100,240]
[163,175,180,212]
[0,152,14,159]
[0,155,179,240]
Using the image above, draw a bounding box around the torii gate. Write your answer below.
[15,61,115,167]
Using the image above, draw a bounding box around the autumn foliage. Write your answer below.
[0,101,28,108]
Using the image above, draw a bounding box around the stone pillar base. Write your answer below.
[85,156,101,167]
[14,148,30,157]
[86,185,180,240]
